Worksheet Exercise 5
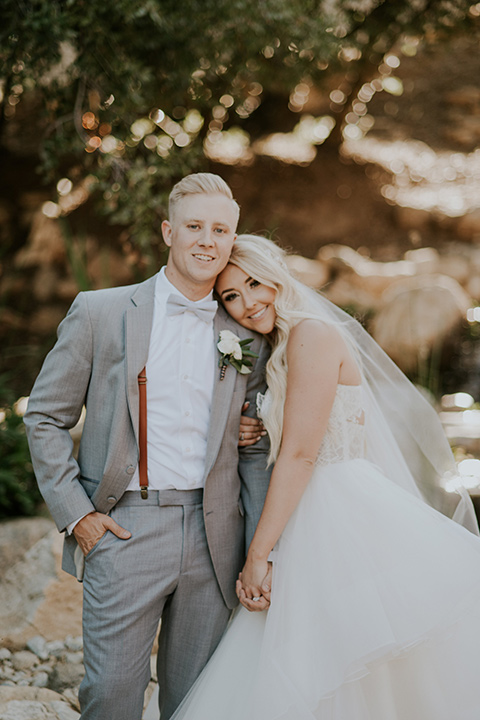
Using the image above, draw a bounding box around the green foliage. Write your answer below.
[0,398,42,519]
[0,0,475,248]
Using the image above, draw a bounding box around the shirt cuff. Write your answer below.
[67,513,90,535]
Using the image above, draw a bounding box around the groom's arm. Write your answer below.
[24,293,97,532]
[237,336,272,550]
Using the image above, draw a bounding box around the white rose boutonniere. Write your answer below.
[217,330,259,380]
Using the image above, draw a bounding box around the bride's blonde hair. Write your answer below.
[227,234,346,463]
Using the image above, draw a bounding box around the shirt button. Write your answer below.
[186,447,191,453]
[185,411,190,416]
[126,465,135,475]
[183,374,188,380]
[185,338,190,344]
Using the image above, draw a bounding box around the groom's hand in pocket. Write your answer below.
[73,511,131,556]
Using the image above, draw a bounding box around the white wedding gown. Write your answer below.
[152,384,480,720]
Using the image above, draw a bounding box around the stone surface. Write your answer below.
[27,637,49,661]
[0,519,82,646]
[11,651,38,672]
[372,274,470,371]
[48,661,84,694]
[0,687,80,720]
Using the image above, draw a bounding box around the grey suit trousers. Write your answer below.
[79,490,231,720]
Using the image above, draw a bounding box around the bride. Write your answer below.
[152,234,480,719]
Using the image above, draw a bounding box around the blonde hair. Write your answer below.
[228,234,352,464]
[169,172,240,223]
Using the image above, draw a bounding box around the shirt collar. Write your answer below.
[155,267,215,305]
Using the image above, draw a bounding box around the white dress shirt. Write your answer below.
[68,269,216,533]
[127,268,216,490]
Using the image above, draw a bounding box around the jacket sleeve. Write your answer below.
[237,336,273,550]
[24,293,96,532]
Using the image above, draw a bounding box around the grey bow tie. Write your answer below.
[166,293,218,323]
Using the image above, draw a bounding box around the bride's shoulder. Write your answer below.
[288,318,342,350]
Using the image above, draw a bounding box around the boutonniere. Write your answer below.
[217,330,259,380]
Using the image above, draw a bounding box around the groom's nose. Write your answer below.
[197,227,215,246]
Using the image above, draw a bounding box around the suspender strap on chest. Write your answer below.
[138,367,148,499]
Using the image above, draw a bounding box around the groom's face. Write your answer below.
[162,193,238,298]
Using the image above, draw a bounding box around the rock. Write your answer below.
[285,255,329,289]
[0,519,54,578]
[32,672,50,688]
[0,686,80,720]
[372,274,470,372]
[11,651,38,672]
[63,653,83,666]
[27,637,49,662]
[49,661,85,694]
[0,649,12,661]
[0,526,57,641]
[45,642,65,658]
[50,700,81,719]
[63,638,82,653]
[0,700,49,719]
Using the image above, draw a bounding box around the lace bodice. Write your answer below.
[257,384,365,466]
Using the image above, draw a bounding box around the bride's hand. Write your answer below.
[239,402,266,447]
[236,559,272,612]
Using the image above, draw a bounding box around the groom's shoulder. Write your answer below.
[80,275,156,312]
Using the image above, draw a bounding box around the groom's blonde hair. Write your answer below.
[168,173,240,224]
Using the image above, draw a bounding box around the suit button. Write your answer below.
[126,465,135,474]
[107,496,116,503]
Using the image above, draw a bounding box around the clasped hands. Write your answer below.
[236,556,272,613]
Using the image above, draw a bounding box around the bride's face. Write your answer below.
[216,264,277,334]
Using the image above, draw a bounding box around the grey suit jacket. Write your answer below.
[24,275,272,609]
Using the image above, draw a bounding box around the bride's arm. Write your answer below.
[239,320,345,604]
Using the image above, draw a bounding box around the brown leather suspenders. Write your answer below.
[138,367,148,499]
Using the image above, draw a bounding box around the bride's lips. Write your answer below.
[249,306,268,320]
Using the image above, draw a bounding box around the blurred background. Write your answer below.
[2,0,480,510]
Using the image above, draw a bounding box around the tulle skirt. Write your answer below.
[171,459,480,720]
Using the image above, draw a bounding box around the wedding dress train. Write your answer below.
[149,384,480,719]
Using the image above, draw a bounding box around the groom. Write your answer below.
[24,173,272,720]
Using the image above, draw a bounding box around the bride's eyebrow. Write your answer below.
[220,277,253,296]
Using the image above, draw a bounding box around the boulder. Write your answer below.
[0,518,82,646]
[372,274,470,372]
[0,687,79,720]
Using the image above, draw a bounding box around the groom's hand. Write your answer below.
[236,563,272,612]
[73,511,131,556]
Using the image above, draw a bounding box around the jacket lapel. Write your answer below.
[125,275,156,443]
[203,307,249,481]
